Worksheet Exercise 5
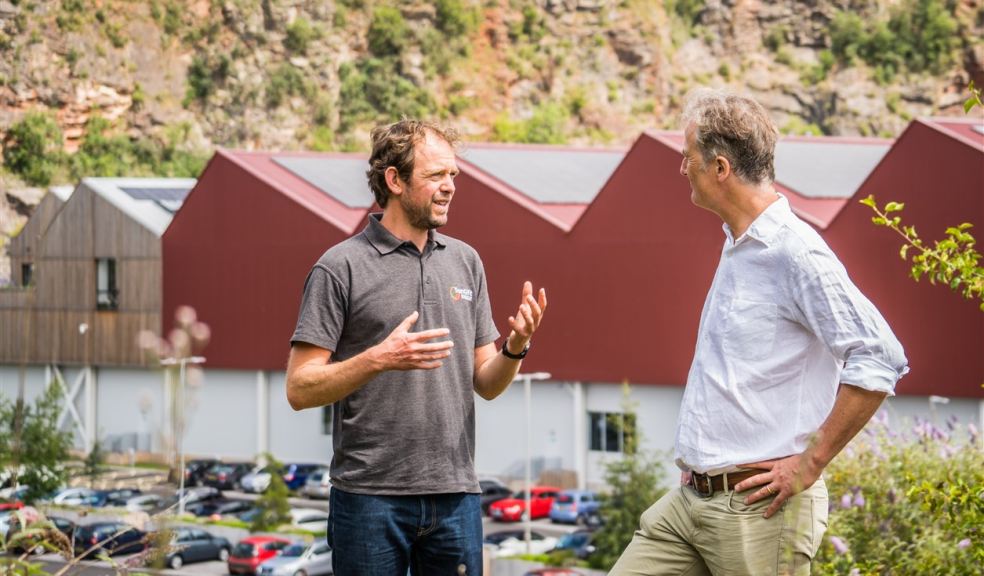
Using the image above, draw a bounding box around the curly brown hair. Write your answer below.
[366,119,460,208]
[681,88,778,185]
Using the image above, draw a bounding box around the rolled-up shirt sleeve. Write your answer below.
[789,248,909,395]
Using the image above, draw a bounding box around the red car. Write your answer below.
[227,536,291,575]
[489,486,561,522]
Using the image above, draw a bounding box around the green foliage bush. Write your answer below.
[185,53,230,105]
[814,412,982,574]
[266,64,310,108]
[0,382,74,503]
[435,0,478,37]
[828,0,958,81]
[285,18,317,55]
[338,58,435,131]
[367,6,408,57]
[2,112,66,186]
[493,102,569,144]
[250,454,292,533]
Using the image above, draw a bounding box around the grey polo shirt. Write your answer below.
[291,214,499,495]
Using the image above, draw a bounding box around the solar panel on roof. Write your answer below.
[155,199,184,214]
[273,157,374,208]
[119,187,192,202]
[462,148,623,204]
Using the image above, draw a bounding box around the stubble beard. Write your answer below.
[401,193,447,230]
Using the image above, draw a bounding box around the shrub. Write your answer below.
[2,112,65,186]
[185,53,230,105]
[250,454,292,533]
[284,17,317,55]
[265,64,310,108]
[434,0,477,37]
[814,413,982,575]
[493,102,569,144]
[367,6,407,57]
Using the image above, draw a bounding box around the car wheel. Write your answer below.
[169,555,184,570]
[218,547,230,562]
[293,571,307,576]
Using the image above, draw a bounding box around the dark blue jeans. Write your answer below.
[328,487,483,576]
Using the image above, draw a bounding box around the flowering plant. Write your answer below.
[814,411,982,575]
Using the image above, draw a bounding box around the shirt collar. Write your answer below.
[723,194,790,247]
[363,213,446,255]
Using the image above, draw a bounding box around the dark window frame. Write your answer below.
[589,411,637,454]
[96,258,119,310]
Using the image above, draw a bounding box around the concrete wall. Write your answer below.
[268,370,333,464]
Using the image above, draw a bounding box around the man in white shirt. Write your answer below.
[609,89,908,575]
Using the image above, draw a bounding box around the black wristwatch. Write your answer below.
[501,340,530,360]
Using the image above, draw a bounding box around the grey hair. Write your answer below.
[680,88,778,185]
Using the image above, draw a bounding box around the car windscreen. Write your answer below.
[308,472,323,482]
[281,544,307,557]
[232,542,256,557]
[557,533,590,548]
[556,494,575,504]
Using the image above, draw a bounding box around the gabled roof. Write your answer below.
[918,117,984,151]
[83,177,196,237]
[49,185,74,202]
[645,132,892,229]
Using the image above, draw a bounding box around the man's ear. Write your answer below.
[715,156,732,183]
[384,166,404,196]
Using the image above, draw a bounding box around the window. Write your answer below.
[21,263,33,286]
[96,258,118,310]
[589,411,637,453]
[321,406,333,435]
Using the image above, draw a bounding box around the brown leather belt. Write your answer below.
[689,469,759,497]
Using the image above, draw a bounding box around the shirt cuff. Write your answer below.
[840,357,909,397]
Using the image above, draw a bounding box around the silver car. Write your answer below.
[301,469,331,500]
[257,542,333,576]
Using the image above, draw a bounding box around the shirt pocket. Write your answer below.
[722,298,778,363]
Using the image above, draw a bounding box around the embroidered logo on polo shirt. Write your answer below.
[450,286,474,302]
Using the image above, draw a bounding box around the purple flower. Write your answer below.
[853,491,866,508]
[840,493,853,509]
[969,423,979,442]
[957,538,971,550]
[849,569,861,576]
[887,488,897,505]
[830,536,849,555]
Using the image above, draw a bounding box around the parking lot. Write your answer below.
[11,492,581,576]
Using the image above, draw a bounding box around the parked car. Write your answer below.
[301,469,331,500]
[549,490,600,525]
[488,486,561,522]
[126,494,172,513]
[282,463,322,491]
[160,527,231,570]
[239,466,275,494]
[176,486,223,503]
[6,510,74,555]
[552,529,596,560]
[483,529,558,557]
[51,487,97,507]
[480,480,513,515]
[187,498,255,518]
[0,497,24,512]
[258,541,333,576]
[73,521,146,559]
[184,458,221,486]
[85,488,143,508]
[523,569,584,576]
[228,536,291,575]
[290,508,330,533]
[203,462,254,490]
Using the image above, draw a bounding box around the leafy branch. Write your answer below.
[963,80,982,113]
[860,195,984,311]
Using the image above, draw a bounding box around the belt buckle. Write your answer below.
[690,472,713,498]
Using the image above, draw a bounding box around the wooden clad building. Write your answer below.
[0,178,195,367]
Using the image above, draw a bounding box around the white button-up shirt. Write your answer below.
[675,196,908,474]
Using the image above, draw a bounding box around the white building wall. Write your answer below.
[181,369,257,460]
[96,369,165,453]
[268,370,333,464]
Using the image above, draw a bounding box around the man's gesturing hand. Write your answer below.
[371,311,453,371]
[506,281,548,351]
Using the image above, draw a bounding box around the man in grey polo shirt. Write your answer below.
[286,119,547,576]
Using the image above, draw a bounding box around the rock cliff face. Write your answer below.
[0,0,981,273]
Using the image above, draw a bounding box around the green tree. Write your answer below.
[83,439,105,483]
[284,17,317,55]
[588,385,669,571]
[0,381,74,503]
[1,113,65,186]
[367,6,407,57]
[250,454,291,533]
[434,0,477,37]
